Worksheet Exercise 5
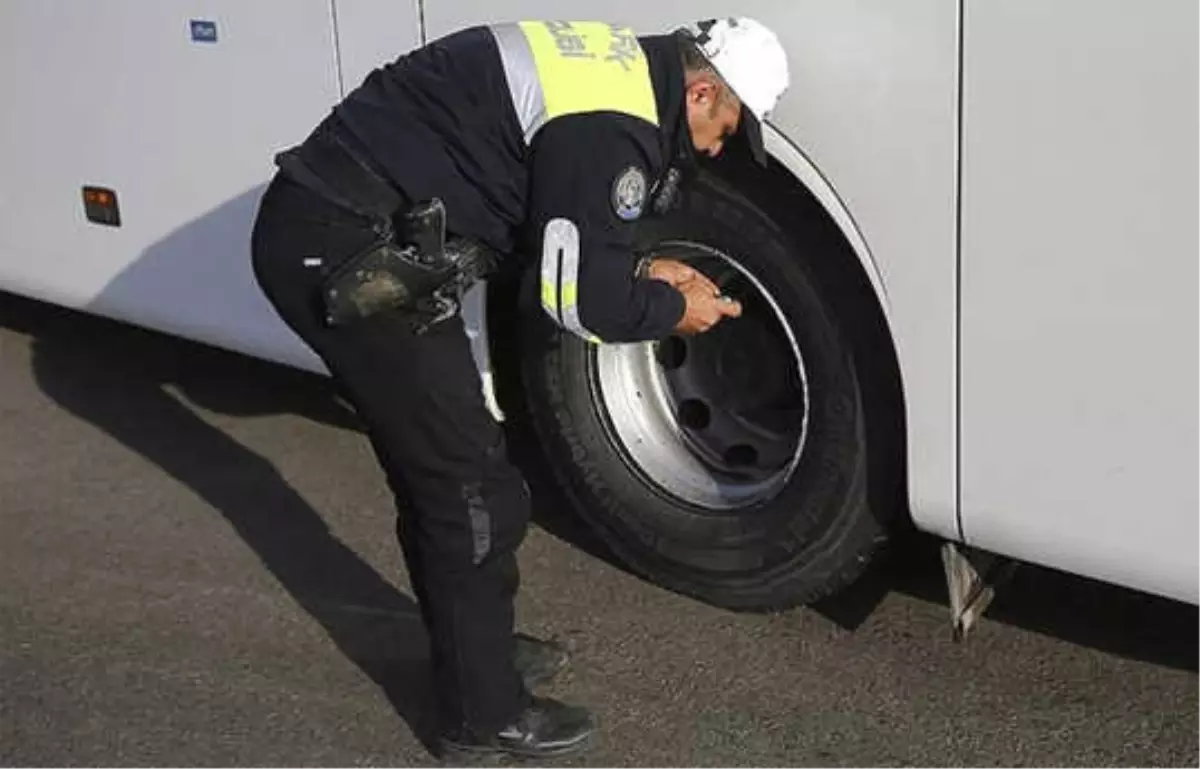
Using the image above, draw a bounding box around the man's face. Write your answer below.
[685,78,742,158]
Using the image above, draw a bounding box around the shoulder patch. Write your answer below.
[611,166,647,221]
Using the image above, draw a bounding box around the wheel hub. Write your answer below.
[592,242,809,510]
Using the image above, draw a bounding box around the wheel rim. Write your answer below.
[591,242,810,510]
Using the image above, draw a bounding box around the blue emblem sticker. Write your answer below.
[190,20,218,43]
[611,166,647,221]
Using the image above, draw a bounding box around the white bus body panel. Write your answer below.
[424,0,965,542]
[959,0,1198,603]
[0,2,345,373]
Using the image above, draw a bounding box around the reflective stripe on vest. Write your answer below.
[490,21,660,145]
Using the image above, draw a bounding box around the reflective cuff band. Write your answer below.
[540,218,602,344]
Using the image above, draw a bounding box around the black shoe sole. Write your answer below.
[438,732,592,763]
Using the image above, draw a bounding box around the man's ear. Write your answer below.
[686,78,716,107]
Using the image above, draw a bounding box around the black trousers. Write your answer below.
[250,173,532,735]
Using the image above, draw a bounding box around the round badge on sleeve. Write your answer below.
[611,165,648,222]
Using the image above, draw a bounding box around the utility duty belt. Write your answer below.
[274,124,498,332]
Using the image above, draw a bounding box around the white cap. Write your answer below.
[680,17,790,164]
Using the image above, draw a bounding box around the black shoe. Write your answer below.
[438,696,595,760]
[514,634,569,690]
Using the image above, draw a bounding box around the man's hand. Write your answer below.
[674,278,742,335]
[646,258,719,295]
[643,257,740,334]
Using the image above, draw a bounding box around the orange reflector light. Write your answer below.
[82,185,121,227]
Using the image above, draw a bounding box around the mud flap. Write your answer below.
[941,542,1018,641]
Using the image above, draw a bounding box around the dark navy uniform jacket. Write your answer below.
[326,22,694,343]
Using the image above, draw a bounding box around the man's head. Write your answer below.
[681,42,743,158]
[678,18,790,164]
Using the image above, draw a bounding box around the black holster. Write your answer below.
[273,122,499,331]
[317,198,498,329]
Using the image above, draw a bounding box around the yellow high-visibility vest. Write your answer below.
[490,21,660,144]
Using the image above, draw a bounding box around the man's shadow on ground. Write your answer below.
[13,292,451,753]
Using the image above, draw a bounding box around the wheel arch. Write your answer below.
[760,126,892,315]
[707,125,912,533]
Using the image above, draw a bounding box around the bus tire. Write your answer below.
[517,171,890,611]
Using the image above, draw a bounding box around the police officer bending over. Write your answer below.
[250,16,789,761]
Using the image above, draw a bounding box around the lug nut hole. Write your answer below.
[656,336,688,370]
[724,444,759,467]
[677,399,711,430]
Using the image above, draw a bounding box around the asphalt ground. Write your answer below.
[1,291,1196,767]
